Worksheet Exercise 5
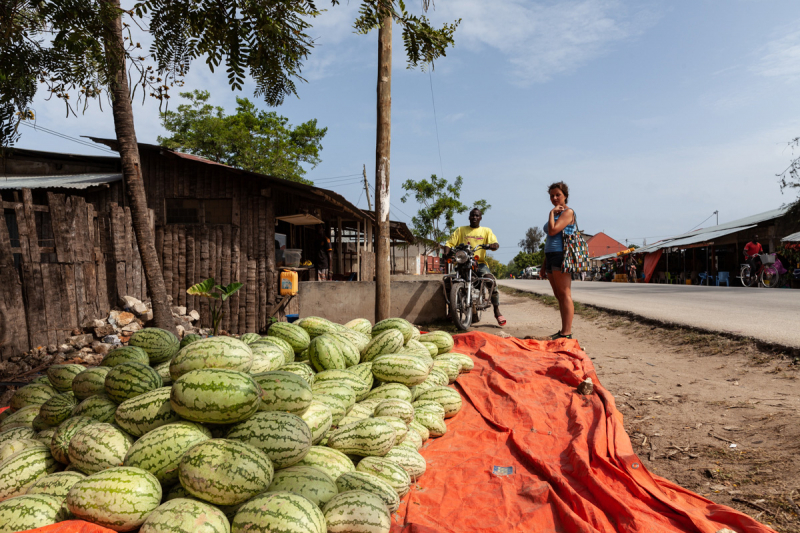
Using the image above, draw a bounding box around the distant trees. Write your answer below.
[777,136,800,219]
[518,227,544,254]
[485,254,506,279]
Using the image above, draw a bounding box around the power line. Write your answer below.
[367,183,414,221]
[428,68,445,180]
[19,122,116,154]
[685,212,717,234]
[312,173,362,182]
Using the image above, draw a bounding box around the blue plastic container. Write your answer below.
[286,314,300,323]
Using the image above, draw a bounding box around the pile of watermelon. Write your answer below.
[0,316,473,533]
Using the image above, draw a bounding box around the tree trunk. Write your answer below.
[375,13,392,321]
[101,0,176,334]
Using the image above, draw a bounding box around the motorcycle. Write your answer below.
[442,243,496,331]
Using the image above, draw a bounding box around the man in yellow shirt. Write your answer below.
[443,208,505,325]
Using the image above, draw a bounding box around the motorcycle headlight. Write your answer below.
[454,250,469,264]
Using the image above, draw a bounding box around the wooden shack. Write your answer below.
[0,144,395,356]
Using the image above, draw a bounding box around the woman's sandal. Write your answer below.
[550,331,573,340]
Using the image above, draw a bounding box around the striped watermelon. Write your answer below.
[374,399,414,424]
[251,371,313,415]
[418,331,454,354]
[68,422,134,474]
[0,438,45,461]
[115,387,180,437]
[179,439,274,506]
[383,445,426,477]
[253,337,295,364]
[325,333,361,367]
[335,472,399,512]
[47,364,87,392]
[32,413,51,432]
[310,394,347,426]
[436,351,474,372]
[105,362,163,404]
[307,334,347,372]
[372,354,430,387]
[267,322,311,354]
[26,470,85,498]
[411,326,421,341]
[10,383,57,411]
[399,427,423,450]
[180,333,203,348]
[300,401,333,445]
[226,411,312,469]
[350,399,381,418]
[140,498,230,533]
[249,343,287,373]
[72,367,112,400]
[0,446,59,501]
[240,332,262,344]
[413,410,447,437]
[412,400,445,419]
[66,466,162,531]
[231,491,325,533]
[408,420,430,441]
[344,318,372,336]
[0,404,39,431]
[322,490,391,533]
[35,428,56,446]
[355,457,411,497]
[129,328,181,364]
[360,330,404,363]
[295,446,355,481]
[299,316,340,339]
[419,341,438,357]
[416,386,462,418]
[313,369,369,401]
[432,360,459,383]
[50,416,99,464]
[0,427,36,448]
[348,363,374,389]
[72,394,118,423]
[373,416,408,444]
[311,382,355,411]
[327,418,396,457]
[404,338,431,356]
[267,465,338,507]
[153,360,172,385]
[364,383,413,403]
[171,369,261,424]
[170,336,254,380]
[331,328,371,352]
[296,348,310,362]
[123,421,210,486]
[29,375,53,386]
[278,363,316,385]
[426,367,450,386]
[38,392,77,427]
[0,494,67,531]
[101,346,150,367]
[371,318,414,343]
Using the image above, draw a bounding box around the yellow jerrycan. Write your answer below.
[280,269,299,296]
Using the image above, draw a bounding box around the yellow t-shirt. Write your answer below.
[445,226,498,263]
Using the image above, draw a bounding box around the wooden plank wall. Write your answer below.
[0,189,139,357]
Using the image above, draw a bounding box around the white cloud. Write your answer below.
[751,26,800,80]
[434,0,659,84]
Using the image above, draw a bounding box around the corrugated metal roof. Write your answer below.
[662,224,757,249]
[0,173,122,190]
[782,231,800,242]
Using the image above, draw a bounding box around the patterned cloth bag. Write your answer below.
[562,213,590,273]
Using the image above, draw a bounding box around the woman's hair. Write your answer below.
[547,181,569,203]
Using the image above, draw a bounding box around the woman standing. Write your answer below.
[542,182,576,340]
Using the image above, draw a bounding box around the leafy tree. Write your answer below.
[159,90,326,184]
[777,136,800,220]
[400,175,491,257]
[518,226,544,254]
[1,0,459,330]
[484,254,506,279]
[513,250,544,271]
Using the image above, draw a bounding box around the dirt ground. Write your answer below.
[460,287,800,532]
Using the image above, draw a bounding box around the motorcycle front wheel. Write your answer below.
[450,282,472,331]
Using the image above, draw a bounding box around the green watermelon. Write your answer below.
[335,471,400,513]
[361,330,404,363]
[38,392,78,427]
[227,411,312,469]
[436,351,474,372]
[66,466,162,531]
[344,318,372,336]
[313,369,369,401]
[232,491,325,533]
[383,445,426,477]
[418,331,454,354]
[375,399,415,424]
[50,416,97,464]
[295,446,355,482]
[140,497,230,533]
[0,405,39,431]
[348,363,374,388]
[0,438,45,462]
[322,490,391,533]
[169,336,254,380]
[35,428,56,446]
[371,317,414,343]
[300,402,333,445]
[416,386,463,418]
[71,394,118,423]
[325,334,361,367]
[104,362,163,404]
[68,422,134,474]
[267,465,338,508]
[179,439,274,506]
[0,446,59,501]
[298,316,340,339]
[267,322,311,354]
[356,456,411,496]
[253,337,295,364]
[399,427,423,450]
[9,383,57,411]
[180,333,203,348]
[240,332,262,344]
[364,383,413,403]
[408,420,429,441]
[0,494,67,531]
[249,343,287,373]
[101,346,150,367]
[310,394,347,426]
[72,367,112,400]
[252,371,313,415]
[0,427,36,449]
[413,410,447,437]
[372,354,431,387]
[26,470,86,498]
[129,328,180,364]
[327,418,397,457]
[171,369,260,425]
[412,400,445,420]
[115,387,180,437]
[31,413,51,432]
[330,328,371,352]
[123,421,210,486]
[153,360,172,385]
[307,334,347,372]
[277,363,316,385]
[46,364,86,392]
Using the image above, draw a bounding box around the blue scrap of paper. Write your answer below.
[492,466,515,476]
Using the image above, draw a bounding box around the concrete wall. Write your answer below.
[298,280,447,324]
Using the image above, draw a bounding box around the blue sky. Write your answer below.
[16,0,800,264]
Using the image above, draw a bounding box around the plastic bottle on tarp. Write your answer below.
[280,270,298,296]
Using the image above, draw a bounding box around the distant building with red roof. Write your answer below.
[586,232,626,258]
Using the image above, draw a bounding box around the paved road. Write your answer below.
[498,280,800,348]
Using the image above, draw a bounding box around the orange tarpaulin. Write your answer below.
[6,333,773,532]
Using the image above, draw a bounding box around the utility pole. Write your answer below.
[714,210,719,226]
[363,164,372,211]
[375,11,392,321]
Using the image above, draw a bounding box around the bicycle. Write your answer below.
[739,253,788,288]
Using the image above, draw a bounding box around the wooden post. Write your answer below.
[337,217,343,275]
[356,220,361,281]
[375,12,392,321]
